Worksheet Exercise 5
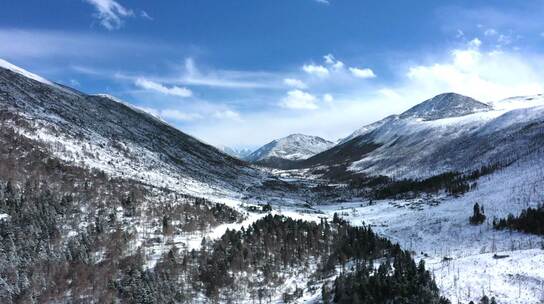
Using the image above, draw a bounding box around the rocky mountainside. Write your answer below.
[302,92,544,179]
[399,92,491,120]
[0,59,266,198]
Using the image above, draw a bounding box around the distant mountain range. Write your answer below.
[238,92,544,178]
[243,134,334,169]
[217,146,253,159]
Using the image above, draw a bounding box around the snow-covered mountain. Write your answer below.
[217,145,253,159]
[339,93,490,144]
[303,92,544,179]
[399,92,491,120]
[339,114,397,144]
[245,134,334,168]
[0,59,266,198]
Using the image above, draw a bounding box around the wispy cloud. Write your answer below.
[181,58,279,89]
[135,78,192,97]
[133,106,201,121]
[213,110,242,121]
[84,0,134,30]
[283,78,307,89]
[0,29,173,61]
[160,109,202,121]
[315,0,330,5]
[140,10,153,20]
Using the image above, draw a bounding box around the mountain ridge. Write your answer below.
[245,133,334,163]
[0,59,266,198]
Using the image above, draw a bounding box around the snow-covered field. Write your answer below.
[316,158,544,304]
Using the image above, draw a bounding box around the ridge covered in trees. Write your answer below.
[493,204,544,235]
[372,163,504,199]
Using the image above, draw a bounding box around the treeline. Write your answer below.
[493,205,544,235]
[328,251,448,304]
[0,177,242,303]
[144,213,449,303]
[373,163,504,199]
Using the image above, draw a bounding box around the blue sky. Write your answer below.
[1,1,544,148]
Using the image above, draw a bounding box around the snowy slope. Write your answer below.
[339,114,398,144]
[306,92,544,179]
[0,59,267,199]
[317,148,544,303]
[246,133,334,162]
[0,59,58,87]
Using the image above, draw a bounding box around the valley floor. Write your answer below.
[120,151,544,304]
[313,159,544,304]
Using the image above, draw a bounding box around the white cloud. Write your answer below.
[349,67,376,79]
[213,110,241,121]
[302,64,329,77]
[315,0,330,4]
[135,78,192,97]
[484,29,498,36]
[283,78,307,89]
[279,90,319,110]
[323,54,345,70]
[332,61,345,70]
[84,0,134,30]
[323,54,335,64]
[468,38,482,48]
[405,45,544,102]
[161,109,202,121]
[323,93,334,103]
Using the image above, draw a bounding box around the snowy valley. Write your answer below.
[1,59,544,304]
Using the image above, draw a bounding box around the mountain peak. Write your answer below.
[400,92,491,121]
[245,134,334,162]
